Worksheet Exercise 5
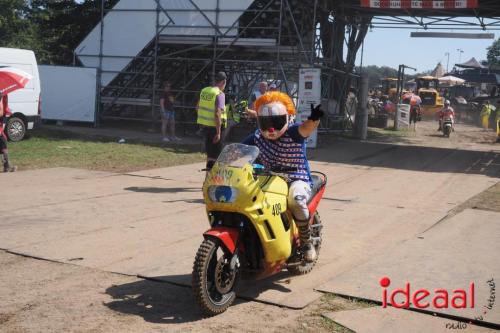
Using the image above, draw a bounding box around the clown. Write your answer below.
[242,91,323,262]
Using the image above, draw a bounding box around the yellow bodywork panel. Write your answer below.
[203,163,293,262]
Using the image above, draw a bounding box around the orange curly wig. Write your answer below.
[254,91,296,115]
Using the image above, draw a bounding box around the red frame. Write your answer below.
[204,227,240,253]
[307,185,326,217]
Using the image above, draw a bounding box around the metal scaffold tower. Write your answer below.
[76,0,366,133]
[76,0,500,133]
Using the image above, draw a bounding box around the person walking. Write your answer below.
[197,72,227,170]
[0,91,16,172]
[160,81,180,142]
[480,100,492,130]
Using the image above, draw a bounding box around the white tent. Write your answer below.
[431,62,446,78]
[438,75,465,85]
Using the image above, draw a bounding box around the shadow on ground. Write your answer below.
[104,272,295,324]
[105,275,203,324]
[310,139,499,178]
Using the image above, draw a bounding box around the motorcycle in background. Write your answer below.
[442,117,453,137]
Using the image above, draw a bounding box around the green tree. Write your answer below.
[30,0,118,65]
[1,1,119,65]
[0,0,41,52]
[358,65,399,88]
[486,38,500,69]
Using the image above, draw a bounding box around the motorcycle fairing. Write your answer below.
[203,227,240,253]
[203,162,293,263]
[308,185,326,217]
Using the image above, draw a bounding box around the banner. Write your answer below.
[39,65,97,123]
[360,0,478,9]
[397,104,410,129]
[298,67,321,148]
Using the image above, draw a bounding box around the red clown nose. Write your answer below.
[268,128,275,133]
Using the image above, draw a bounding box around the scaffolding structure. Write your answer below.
[76,0,500,133]
[76,0,361,133]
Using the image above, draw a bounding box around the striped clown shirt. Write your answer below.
[242,124,312,186]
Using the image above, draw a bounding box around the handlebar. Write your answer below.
[271,166,298,173]
[252,164,297,182]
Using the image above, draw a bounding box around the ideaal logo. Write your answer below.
[379,276,475,309]
[379,277,496,330]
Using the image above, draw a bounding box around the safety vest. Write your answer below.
[197,86,223,127]
[481,104,492,117]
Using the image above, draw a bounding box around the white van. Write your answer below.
[0,47,41,141]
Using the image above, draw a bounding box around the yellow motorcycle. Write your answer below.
[192,143,327,316]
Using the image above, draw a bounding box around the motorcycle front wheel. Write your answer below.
[192,238,238,316]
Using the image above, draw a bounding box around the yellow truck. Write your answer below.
[380,77,398,102]
[416,76,444,117]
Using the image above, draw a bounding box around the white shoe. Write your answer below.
[172,136,181,141]
[162,137,170,142]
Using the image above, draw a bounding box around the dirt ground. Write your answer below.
[0,247,382,333]
[0,120,498,333]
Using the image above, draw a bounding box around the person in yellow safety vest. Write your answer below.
[197,71,227,170]
[480,100,492,130]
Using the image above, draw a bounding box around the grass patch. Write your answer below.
[292,293,376,333]
[319,317,355,333]
[448,182,500,215]
[319,293,376,311]
[8,129,205,172]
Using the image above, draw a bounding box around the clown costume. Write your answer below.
[242,92,323,262]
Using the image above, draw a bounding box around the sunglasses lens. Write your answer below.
[258,115,287,131]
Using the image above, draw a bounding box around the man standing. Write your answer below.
[246,81,268,118]
[0,92,16,172]
[197,72,227,170]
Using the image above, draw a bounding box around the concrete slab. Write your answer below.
[317,209,500,325]
[0,145,496,309]
[323,307,497,333]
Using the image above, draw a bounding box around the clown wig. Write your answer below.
[254,91,296,115]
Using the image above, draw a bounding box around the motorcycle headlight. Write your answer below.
[207,186,239,203]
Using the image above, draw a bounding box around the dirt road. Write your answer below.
[1,121,498,333]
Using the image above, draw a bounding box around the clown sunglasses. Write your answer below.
[257,115,288,131]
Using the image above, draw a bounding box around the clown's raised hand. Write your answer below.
[308,104,324,121]
[299,103,323,138]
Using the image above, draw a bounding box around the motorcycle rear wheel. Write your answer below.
[192,238,237,316]
[288,212,322,275]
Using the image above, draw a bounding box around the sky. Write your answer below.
[357,27,497,73]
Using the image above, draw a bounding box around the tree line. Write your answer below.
[1,0,118,65]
